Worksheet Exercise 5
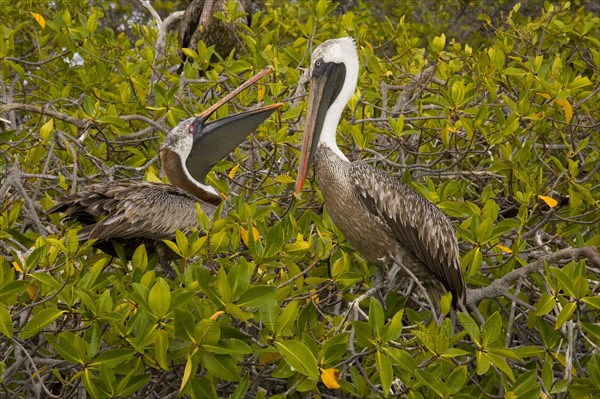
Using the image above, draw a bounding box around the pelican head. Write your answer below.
[160,67,281,203]
[295,37,359,193]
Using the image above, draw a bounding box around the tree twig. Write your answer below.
[466,246,600,306]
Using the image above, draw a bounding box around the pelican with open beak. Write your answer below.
[50,67,281,260]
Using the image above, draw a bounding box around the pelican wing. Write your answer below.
[49,182,204,242]
[349,162,465,303]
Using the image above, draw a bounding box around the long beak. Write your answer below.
[186,103,281,184]
[184,67,279,184]
[194,66,273,124]
[294,62,346,194]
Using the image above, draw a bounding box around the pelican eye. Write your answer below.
[189,118,203,134]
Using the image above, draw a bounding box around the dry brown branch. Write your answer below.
[467,246,600,306]
[0,103,90,129]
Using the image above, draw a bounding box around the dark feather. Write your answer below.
[350,162,465,306]
[48,181,216,259]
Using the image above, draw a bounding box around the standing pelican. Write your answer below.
[294,38,466,308]
[49,68,280,260]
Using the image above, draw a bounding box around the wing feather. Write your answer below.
[49,182,203,242]
[349,162,465,304]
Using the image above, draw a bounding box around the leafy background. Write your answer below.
[1,0,599,398]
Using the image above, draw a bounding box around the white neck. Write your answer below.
[316,44,359,163]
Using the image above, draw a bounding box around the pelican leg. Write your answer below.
[388,252,439,320]
[373,267,386,306]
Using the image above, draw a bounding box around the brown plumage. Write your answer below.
[179,0,250,70]
[316,147,465,306]
[295,38,466,307]
[49,68,280,260]
[47,182,215,259]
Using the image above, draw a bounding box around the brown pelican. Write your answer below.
[294,38,466,308]
[49,67,280,260]
[179,0,250,72]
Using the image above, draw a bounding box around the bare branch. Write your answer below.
[467,246,600,305]
[0,103,90,129]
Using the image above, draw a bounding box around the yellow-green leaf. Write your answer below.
[275,174,296,184]
[21,308,65,339]
[0,305,13,338]
[555,302,577,329]
[39,119,54,141]
[181,47,198,59]
[30,12,46,28]
[555,99,573,124]
[148,278,171,319]
[496,244,513,253]
[320,368,340,389]
[274,340,319,379]
[179,352,195,393]
[375,350,393,397]
[538,195,558,208]
[155,329,170,370]
[228,164,239,179]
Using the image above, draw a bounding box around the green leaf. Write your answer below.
[487,352,515,381]
[382,309,404,342]
[415,368,446,397]
[202,338,252,355]
[155,328,170,370]
[148,278,171,319]
[375,350,393,397]
[228,260,250,299]
[236,285,275,307]
[581,296,600,310]
[447,365,467,394]
[534,294,556,316]
[580,322,600,346]
[230,374,250,399]
[368,296,385,340]
[276,299,298,336]
[181,47,198,59]
[476,350,491,375]
[48,332,92,365]
[195,319,220,345]
[202,352,240,381]
[588,355,600,389]
[386,347,417,372]
[131,244,148,272]
[511,370,540,398]
[179,352,196,393]
[488,347,523,361]
[555,302,577,329]
[162,239,183,257]
[441,348,470,358]
[175,229,189,254]
[321,333,350,366]
[82,369,105,399]
[21,308,65,339]
[217,267,232,303]
[0,305,13,338]
[0,280,29,298]
[91,348,136,368]
[482,311,502,346]
[274,340,319,379]
[117,372,151,397]
[457,312,480,346]
[572,275,589,299]
[550,267,576,297]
